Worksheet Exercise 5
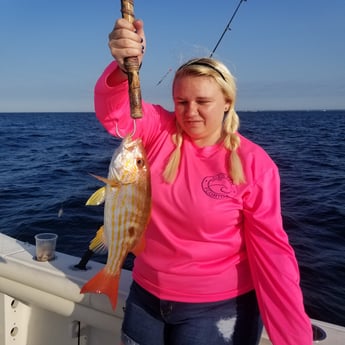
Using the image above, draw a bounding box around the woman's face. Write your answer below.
[173,75,230,147]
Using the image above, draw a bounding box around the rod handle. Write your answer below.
[121,0,142,119]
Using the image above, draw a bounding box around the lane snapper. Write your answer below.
[80,136,151,309]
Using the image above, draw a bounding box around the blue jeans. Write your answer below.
[121,281,263,345]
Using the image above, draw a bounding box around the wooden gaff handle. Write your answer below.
[121,0,143,119]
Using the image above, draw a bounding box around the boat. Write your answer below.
[0,232,344,345]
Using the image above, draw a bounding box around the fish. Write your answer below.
[80,135,151,309]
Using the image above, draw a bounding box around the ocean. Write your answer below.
[0,111,344,327]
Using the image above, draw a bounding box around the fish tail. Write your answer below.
[80,269,120,310]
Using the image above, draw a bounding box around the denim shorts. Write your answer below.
[121,281,262,345]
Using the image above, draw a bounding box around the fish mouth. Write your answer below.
[123,136,143,149]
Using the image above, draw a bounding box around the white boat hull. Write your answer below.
[0,233,343,345]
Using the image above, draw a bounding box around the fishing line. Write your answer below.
[156,68,172,86]
[210,0,247,57]
[156,0,247,86]
[115,120,137,138]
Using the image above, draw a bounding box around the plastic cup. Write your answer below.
[35,233,58,261]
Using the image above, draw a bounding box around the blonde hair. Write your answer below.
[163,57,245,185]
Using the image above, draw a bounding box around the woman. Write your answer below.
[94,18,313,345]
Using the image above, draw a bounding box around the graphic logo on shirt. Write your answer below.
[201,173,237,199]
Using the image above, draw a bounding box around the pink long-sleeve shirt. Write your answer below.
[94,61,312,345]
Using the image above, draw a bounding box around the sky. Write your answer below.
[0,0,344,112]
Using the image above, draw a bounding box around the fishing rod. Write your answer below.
[156,0,247,86]
[121,0,142,119]
[209,0,247,57]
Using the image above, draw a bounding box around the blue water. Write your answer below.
[1,111,345,327]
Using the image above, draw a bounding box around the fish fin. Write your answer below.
[89,226,108,254]
[90,174,121,187]
[86,187,106,206]
[131,235,146,256]
[80,269,120,310]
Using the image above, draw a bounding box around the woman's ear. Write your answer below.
[224,100,231,112]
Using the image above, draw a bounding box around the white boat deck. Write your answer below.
[0,233,343,345]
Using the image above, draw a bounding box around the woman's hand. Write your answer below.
[108,18,145,72]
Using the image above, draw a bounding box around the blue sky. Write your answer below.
[0,0,344,112]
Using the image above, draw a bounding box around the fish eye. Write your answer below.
[136,158,145,168]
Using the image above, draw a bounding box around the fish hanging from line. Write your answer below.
[80,136,151,310]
